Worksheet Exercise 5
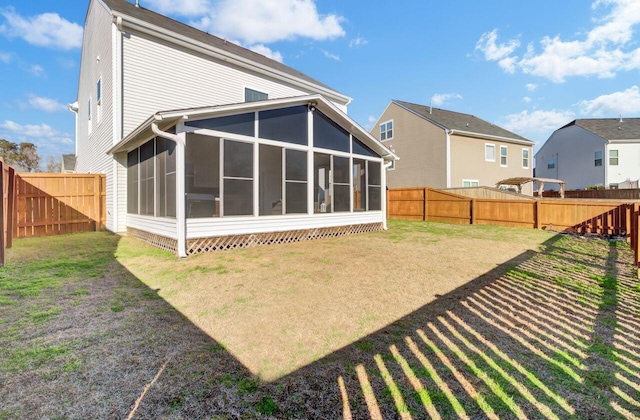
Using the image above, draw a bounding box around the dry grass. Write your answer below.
[1,220,639,419]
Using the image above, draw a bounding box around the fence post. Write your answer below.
[94,174,100,232]
[635,204,640,276]
[6,166,14,249]
[470,199,476,225]
[0,160,4,267]
[534,200,540,229]
[625,204,632,242]
[423,187,428,221]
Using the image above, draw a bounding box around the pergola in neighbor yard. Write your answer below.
[496,177,566,198]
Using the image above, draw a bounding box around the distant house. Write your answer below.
[371,100,535,193]
[535,118,640,190]
[71,0,396,256]
[61,154,77,173]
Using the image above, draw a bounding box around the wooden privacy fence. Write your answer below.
[0,164,106,266]
[388,187,640,269]
[539,188,640,200]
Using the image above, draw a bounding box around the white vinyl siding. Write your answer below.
[121,30,332,137]
[75,0,115,230]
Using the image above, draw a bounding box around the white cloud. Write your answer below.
[0,7,82,50]
[364,115,377,130]
[28,64,44,77]
[25,94,67,113]
[0,120,59,137]
[579,85,640,116]
[476,0,640,82]
[248,44,283,62]
[523,96,532,103]
[498,109,575,136]
[144,0,212,17]
[349,36,367,48]
[322,50,340,61]
[193,0,345,44]
[475,29,520,62]
[431,93,462,107]
[525,83,538,92]
[0,50,13,64]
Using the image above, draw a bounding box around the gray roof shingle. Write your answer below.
[561,118,640,141]
[100,0,341,95]
[393,100,532,143]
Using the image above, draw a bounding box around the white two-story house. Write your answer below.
[535,118,640,190]
[72,0,396,256]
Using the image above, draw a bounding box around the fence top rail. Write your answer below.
[17,173,105,179]
[538,199,634,206]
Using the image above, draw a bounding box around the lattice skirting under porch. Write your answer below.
[127,227,178,254]
[127,223,383,255]
[186,223,384,255]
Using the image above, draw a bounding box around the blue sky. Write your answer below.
[1,0,640,164]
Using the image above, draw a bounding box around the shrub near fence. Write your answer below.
[387,187,640,270]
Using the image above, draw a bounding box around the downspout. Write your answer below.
[151,121,187,258]
[446,130,452,188]
[382,159,394,230]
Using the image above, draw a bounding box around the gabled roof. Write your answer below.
[392,100,533,144]
[559,118,640,141]
[98,0,348,103]
[107,94,398,161]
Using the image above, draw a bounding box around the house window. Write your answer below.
[96,78,102,124]
[223,140,254,216]
[595,151,603,167]
[284,149,307,214]
[259,106,308,145]
[609,150,619,166]
[485,144,495,162]
[380,120,393,141]
[462,180,479,187]
[500,146,508,166]
[127,149,139,214]
[186,134,220,218]
[313,110,349,152]
[245,87,268,102]
[522,149,529,169]
[547,157,556,169]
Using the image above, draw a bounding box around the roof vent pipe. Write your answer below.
[619,114,623,123]
[135,0,140,7]
[429,100,432,114]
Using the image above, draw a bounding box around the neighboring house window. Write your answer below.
[96,78,102,124]
[609,149,619,165]
[380,120,393,141]
[500,146,508,166]
[245,87,267,102]
[594,151,603,166]
[547,157,556,169]
[462,180,479,187]
[522,149,529,169]
[485,143,495,162]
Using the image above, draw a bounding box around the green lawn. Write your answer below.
[0,221,639,418]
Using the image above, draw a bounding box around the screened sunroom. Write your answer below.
[109,95,397,256]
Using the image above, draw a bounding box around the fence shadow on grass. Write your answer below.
[281,233,640,419]
[2,229,640,418]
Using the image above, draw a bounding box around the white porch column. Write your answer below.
[176,132,187,257]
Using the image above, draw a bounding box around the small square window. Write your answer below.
[380,120,393,141]
[522,149,529,169]
[500,146,507,166]
[245,87,267,102]
[595,151,603,167]
[547,157,555,169]
[609,149,618,165]
[485,144,495,161]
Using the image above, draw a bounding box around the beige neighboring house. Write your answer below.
[371,100,535,194]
